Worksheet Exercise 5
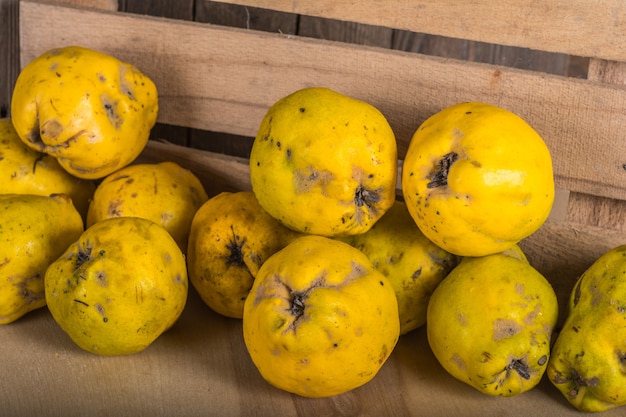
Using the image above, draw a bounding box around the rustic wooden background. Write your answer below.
[1,0,588,159]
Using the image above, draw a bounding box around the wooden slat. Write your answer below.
[214,0,626,62]
[19,1,626,201]
[565,59,626,231]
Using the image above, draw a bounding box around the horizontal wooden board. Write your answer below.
[19,2,626,201]
[215,0,626,62]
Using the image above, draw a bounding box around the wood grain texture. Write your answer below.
[565,59,626,230]
[7,286,617,417]
[19,1,626,201]
[213,0,626,62]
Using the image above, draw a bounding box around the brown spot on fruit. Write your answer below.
[450,353,466,370]
[41,119,63,140]
[118,65,136,100]
[572,278,582,307]
[101,94,124,129]
[96,271,107,287]
[107,199,123,217]
[26,124,44,150]
[354,185,380,209]
[616,350,626,371]
[293,166,334,194]
[16,274,44,304]
[289,291,306,319]
[95,303,106,316]
[493,319,522,341]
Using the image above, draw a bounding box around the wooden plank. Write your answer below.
[119,0,195,146]
[138,140,251,196]
[18,1,626,201]
[213,0,626,62]
[565,59,626,230]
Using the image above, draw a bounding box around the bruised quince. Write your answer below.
[87,161,208,253]
[11,46,158,179]
[547,245,626,412]
[427,253,558,396]
[187,191,302,319]
[338,200,458,334]
[0,194,83,324]
[45,217,187,355]
[0,118,95,219]
[249,87,397,236]
[401,102,554,257]
[243,235,399,397]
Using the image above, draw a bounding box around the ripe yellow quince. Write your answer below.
[249,87,397,237]
[338,200,458,334]
[548,245,626,412]
[401,102,554,257]
[0,118,95,219]
[187,191,301,318]
[427,253,558,396]
[45,217,188,355]
[243,235,399,397]
[0,194,83,324]
[11,46,158,179]
[87,161,208,253]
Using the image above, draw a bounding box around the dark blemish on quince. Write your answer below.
[428,152,458,189]
[225,225,246,268]
[75,242,93,270]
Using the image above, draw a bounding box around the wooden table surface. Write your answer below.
[3,283,625,417]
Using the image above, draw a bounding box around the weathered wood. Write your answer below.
[565,59,626,230]
[138,140,251,196]
[19,1,626,202]
[213,0,626,62]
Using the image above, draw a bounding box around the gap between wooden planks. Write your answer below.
[19,1,626,202]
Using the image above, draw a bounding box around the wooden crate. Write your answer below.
[3,1,626,416]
